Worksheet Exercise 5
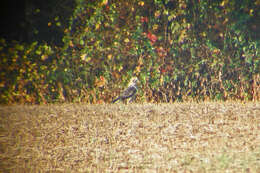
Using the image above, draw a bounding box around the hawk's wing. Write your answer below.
[120,85,137,99]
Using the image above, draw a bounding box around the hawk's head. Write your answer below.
[128,77,139,87]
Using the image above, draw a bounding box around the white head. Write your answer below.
[128,77,138,86]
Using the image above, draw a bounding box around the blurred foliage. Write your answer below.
[0,39,58,104]
[0,0,259,104]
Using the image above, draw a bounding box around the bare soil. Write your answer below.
[0,102,259,172]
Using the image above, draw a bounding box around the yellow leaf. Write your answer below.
[0,82,5,88]
[138,1,144,6]
[12,57,17,62]
[81,54,91,62]
[20,69,25,73]
[114,42,119,47]
[160,76,164,85]
[153,24,159,31]
[220,0,225,7]
[107,54,113,60]
[69,41,74,47]
[81,54,86,60]
[134,65,141,73]
[213,49,220,54]
[249,9,254,16]
[118,65,123,71]
[155,11,160,18]
[95,23,100,30]
[41,55,48,61]
[124,38,130,43]
[102,0,108,5]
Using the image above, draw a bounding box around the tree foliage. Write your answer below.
[0,0,259,104]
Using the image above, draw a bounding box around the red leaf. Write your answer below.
[147,32,157,44]
[140,17,148,23]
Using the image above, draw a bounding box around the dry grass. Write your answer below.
[0,102,259,172]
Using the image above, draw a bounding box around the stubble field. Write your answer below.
[0,102,259,172]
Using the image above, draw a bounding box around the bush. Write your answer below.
[1,0,259,104]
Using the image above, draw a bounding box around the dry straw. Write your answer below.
[0,102,259,172]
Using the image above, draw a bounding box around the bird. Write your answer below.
[112,77,138,103]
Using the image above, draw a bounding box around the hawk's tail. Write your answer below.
[112,97,120,103]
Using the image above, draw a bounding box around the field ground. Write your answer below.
[0,102,259,172]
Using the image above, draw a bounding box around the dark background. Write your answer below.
[0,0,75,45]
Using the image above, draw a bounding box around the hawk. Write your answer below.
[112,77,138,103]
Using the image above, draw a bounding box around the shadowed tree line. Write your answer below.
[0,0,75,45]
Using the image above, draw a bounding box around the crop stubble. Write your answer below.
[0,102,259,172]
